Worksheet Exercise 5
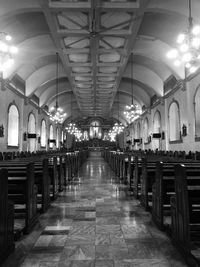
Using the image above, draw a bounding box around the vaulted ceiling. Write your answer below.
[1,0,200,127]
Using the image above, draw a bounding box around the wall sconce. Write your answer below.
[182,124,187,137]
[23,132,27,141]
[0,124,4,137]
[161,131,165,140]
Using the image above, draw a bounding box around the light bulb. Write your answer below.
[192,37,200,48]
[192,25,200,35]
[166,49,178,59]
[177,33,185,44]
[0,42,8,52]
[5,34,12,41]
[189,66,198,74]
[174,59,181,66]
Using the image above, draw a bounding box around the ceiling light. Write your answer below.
[48,53,66,124]
[124,53,141,123]
[166,0,200,74]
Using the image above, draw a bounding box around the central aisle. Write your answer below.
[4,153,187,267]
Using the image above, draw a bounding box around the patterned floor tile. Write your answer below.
[60,245,95,260]
[58,260,95,267]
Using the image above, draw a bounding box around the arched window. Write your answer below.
[8,104,19,147]
[153,111,161,150]
[41,119,46,147]
[169,101,181,141]
[143,118,149,143]
[49,124,53,148]
[194,86,200,138]
[56,128,59,148]
[28,113,36,152]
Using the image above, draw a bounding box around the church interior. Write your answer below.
[1,0,200,266]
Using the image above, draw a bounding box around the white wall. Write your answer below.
[121,72,200,153]
[0,85,62,152]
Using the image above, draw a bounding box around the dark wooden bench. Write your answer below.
[152,162,200,231]
[171,164,200,266]
[0,169,15,264]
[6,163,38,237]
[130,156,141,198]
[13,156,59,201]
[34,159,51,212]
[0,159,50,214]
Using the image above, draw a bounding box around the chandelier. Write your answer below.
[166,0,200,74]
[124,103,141,122]
[0,32,18,73]
[65,123,76,135]
[112,122,124,134]
[108,123,124,142]
[108,92,125,141]
[124,53,141,122]
[65,122,83,141]
[48,53,66,123]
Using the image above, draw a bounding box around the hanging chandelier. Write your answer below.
[108,123,124,142]
[65,123,76,135]
[124,103,141,122]
[124,53,141,123]
[166,0,200,74]
[108,93,125,141]
[65,123,83,141]
[112,122,124,134]
[0,32,18,72]
[65,93,79,135]
[48,53,66,124]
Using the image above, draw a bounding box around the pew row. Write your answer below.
[6,163,39,237]
[171,164,200,266]
[0,169,15,264]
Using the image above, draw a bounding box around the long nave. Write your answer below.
[1,0,200,266]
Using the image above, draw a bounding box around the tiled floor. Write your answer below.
[3,154,188,267]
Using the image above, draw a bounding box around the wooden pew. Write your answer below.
[130,156,141,198]
[171,164,200,266]
[152,162,200,231]
[57,155,64,191]
[34,159,51,213]
[0,159,50,214]
[13,156,59,201]
[140,158,156,210]
[6,163,38,236]
[152,162,175,230]
[0,169,15,263]
[48,157,59,200]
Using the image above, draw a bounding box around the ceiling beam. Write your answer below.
[109,0,150,111]
[39,0,82,111]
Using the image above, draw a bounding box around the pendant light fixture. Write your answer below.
[124,53,141,123]
[166,0,200,74]
[48,52,66,123]
[108,92,124,141]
